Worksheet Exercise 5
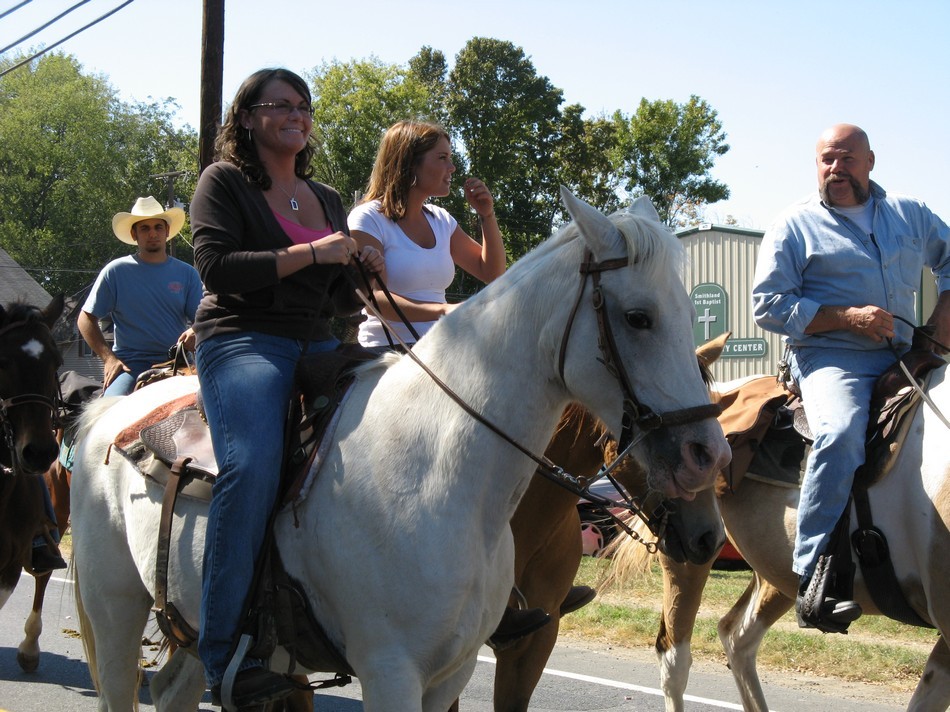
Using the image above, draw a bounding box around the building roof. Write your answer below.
[0,246,53,307]
[676,223,764,239]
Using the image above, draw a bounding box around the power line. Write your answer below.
[1,0,92,55]
[0,0,136,79]
[0,1,33,22]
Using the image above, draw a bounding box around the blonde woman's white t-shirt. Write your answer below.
[348,200,457,346]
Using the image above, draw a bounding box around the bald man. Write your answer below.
[752,124,950,632]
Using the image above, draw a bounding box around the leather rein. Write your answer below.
[0,318,61,476]
[349,247,721,546]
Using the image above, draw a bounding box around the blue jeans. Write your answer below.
[102,356,162,396]
[789,346,899,578]
[196,331,339,686]
[31,479,60,549]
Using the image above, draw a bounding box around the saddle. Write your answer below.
[111,343,377,677]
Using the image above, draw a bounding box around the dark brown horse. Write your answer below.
[0,295,65,672]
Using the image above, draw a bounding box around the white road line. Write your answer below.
[477,654,749,711]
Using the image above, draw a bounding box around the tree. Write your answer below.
[0,52,198,296]
[307,58,434,208]
[613,96,730,227]
[407,46,451,129]
[550,105,622,223]
[447,38,564,263]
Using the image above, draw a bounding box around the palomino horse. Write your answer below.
[69,189,731,711]
[0,295,65,672]
[611,353,950,712]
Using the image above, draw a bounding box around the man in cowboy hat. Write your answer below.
[78,196,203,396]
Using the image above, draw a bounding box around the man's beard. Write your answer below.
[820,174,870,206]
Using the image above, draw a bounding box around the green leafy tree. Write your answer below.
[551,105,622,222]
[0,52,198,297]
[447,38,564,264]
[407,46,451,129]
[613,96,730,227]
[307,58,434,208]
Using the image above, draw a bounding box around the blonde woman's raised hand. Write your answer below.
[463,178,495,219]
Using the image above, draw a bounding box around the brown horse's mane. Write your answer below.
[556,402,610,449]
[556,357,714,448]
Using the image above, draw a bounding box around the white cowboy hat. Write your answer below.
[111,196,186,245]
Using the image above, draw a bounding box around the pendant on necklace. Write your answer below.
[289,197,299,211]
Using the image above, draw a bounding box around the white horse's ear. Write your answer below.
[627,195,662,224]
[560,186,623,258]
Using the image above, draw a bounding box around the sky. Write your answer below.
[2,0,948,230]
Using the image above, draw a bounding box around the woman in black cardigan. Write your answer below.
[190,67,381,710]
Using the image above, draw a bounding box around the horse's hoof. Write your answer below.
[17,651,39,673]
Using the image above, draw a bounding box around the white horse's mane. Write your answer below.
[75,396,124,443]
[468,204,686,315]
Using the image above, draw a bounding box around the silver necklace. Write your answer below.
[275,178,300,211]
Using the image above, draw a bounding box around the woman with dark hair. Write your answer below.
[190,67,382,709]
[348,119,506,349]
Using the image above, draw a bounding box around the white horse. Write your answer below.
[612,363,950,712]
[69,189,731,711]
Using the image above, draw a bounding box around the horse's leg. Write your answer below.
[359,665,424,712]
[81,587,153,709]
[16,572,51,672]
[655,553,714,712]
[74,536,154,709]
[421,659,478,712]
[717,574,792,712]
[148,647,207,712]
[493,616,560,712]
[908,635,950,711]
[493,475,585,711]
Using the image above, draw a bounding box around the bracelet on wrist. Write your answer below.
[309,242,317,265]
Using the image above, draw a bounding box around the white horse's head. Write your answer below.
[553,188,730,500]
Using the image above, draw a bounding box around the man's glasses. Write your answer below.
[248,101,315,118]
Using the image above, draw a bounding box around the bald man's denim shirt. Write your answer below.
[752,181,950,349]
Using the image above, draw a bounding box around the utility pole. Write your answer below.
[150,170,186,257]
[199,0,225,172]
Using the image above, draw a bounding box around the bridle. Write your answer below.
[557,249,721,452]
[0,318,60,476]
[349,244,722,546]
[550,248,721,545]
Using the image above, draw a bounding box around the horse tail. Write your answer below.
[73,396,122,445]
[599,513,657,588]
[73,566,101,695]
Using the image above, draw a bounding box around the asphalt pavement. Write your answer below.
[0,571,905,711]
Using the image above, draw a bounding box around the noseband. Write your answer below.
[0,318,60,476]
[557,249,721,451]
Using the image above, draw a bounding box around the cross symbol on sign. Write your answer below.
[698,308,717,340]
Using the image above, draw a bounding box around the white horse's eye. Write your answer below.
[625,310,652,329]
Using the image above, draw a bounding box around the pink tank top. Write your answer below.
[274,210,334,244]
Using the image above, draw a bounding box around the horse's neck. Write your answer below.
[362,278,574,518]
[413,294,571,461]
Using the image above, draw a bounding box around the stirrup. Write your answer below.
[220,633,254,712]
[796,556,862,634]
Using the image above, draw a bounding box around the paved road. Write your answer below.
[0,572,904,711]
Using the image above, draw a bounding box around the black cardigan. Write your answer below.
[190,161,361,345]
